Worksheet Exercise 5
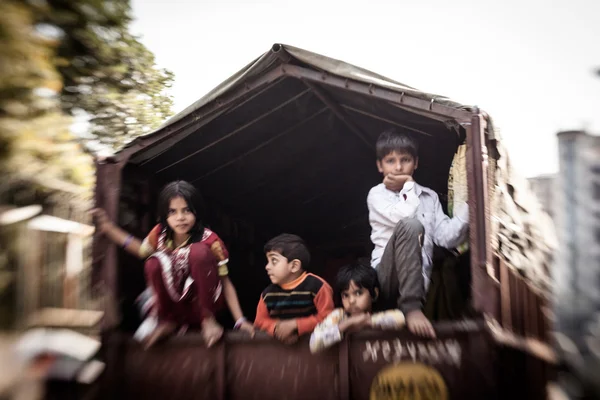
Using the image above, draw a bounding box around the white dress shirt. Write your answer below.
[367,181,469,290]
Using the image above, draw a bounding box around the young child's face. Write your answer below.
[265,251,298,285]
[166,196,196,237]
[341,280,373,316]
[377,150,418,177]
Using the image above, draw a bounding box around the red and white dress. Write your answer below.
[136,224,229,334]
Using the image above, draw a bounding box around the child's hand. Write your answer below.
[383,174,413,192]
[340,313,371,333]
[143,321,176,350]
[238,320,255,337]
[274,320,298,342]
[90,208,113,234]
[201,318,224,347]
[281,334,299,345]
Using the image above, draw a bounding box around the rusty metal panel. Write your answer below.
[116,338,219,400]
[226,338,339,400]
[91,161,123,330]
[57,327,554,400]
[466,112,499,318]
[349,324,498,400]
[499,258,513,331]
[497,254,551,344]
[100,322,507,400]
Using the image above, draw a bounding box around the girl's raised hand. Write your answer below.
[89,208,113,234]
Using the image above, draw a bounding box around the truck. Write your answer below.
[90,44,557,400]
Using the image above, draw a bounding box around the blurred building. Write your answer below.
[528,174,556,218]
[554,131,600,328]
[552,130,600,398]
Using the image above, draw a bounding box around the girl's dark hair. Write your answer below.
[157,180,205,243]
[334,262,381,308]
[375,128,419,160]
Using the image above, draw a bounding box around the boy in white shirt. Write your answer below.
[367,129,469,338]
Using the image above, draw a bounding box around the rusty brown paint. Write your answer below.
[499,259,513,331]
[226,340,339,400]
[494,251,551,343]
[529,290,540,339]
[92,161,124,330]
[469,112,487,271]
[49,321,553,400]
[465,115,481,315]
[216,341,226,400]
[349,330,497,399]
[483,132,495,281]
[466,112,499,319]
[339,338,350,400]
[93,322,555,400]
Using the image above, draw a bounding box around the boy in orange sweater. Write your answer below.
[254,234,334,344]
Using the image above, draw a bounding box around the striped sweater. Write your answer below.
[254,272,334,336]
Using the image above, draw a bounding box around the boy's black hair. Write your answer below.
[334,262,381,308]
[375,128,419,160]
[264,233,310,270]
[157,180,206,243]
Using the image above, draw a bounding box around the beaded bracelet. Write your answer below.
[234,317,248,330]
[122,234,133,249]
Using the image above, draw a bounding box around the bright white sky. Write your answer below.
[131,0,600,178]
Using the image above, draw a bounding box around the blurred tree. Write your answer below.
[30,0,174,150]
[0,0,94,197]
[0,0,94,330]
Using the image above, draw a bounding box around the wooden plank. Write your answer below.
[26,308,104,329]
[20,228,43,327]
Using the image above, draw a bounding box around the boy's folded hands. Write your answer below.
[274,319,298,343]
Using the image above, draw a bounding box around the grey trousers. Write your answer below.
[376,217,425,315]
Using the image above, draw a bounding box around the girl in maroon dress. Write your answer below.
[92,181,253,348]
